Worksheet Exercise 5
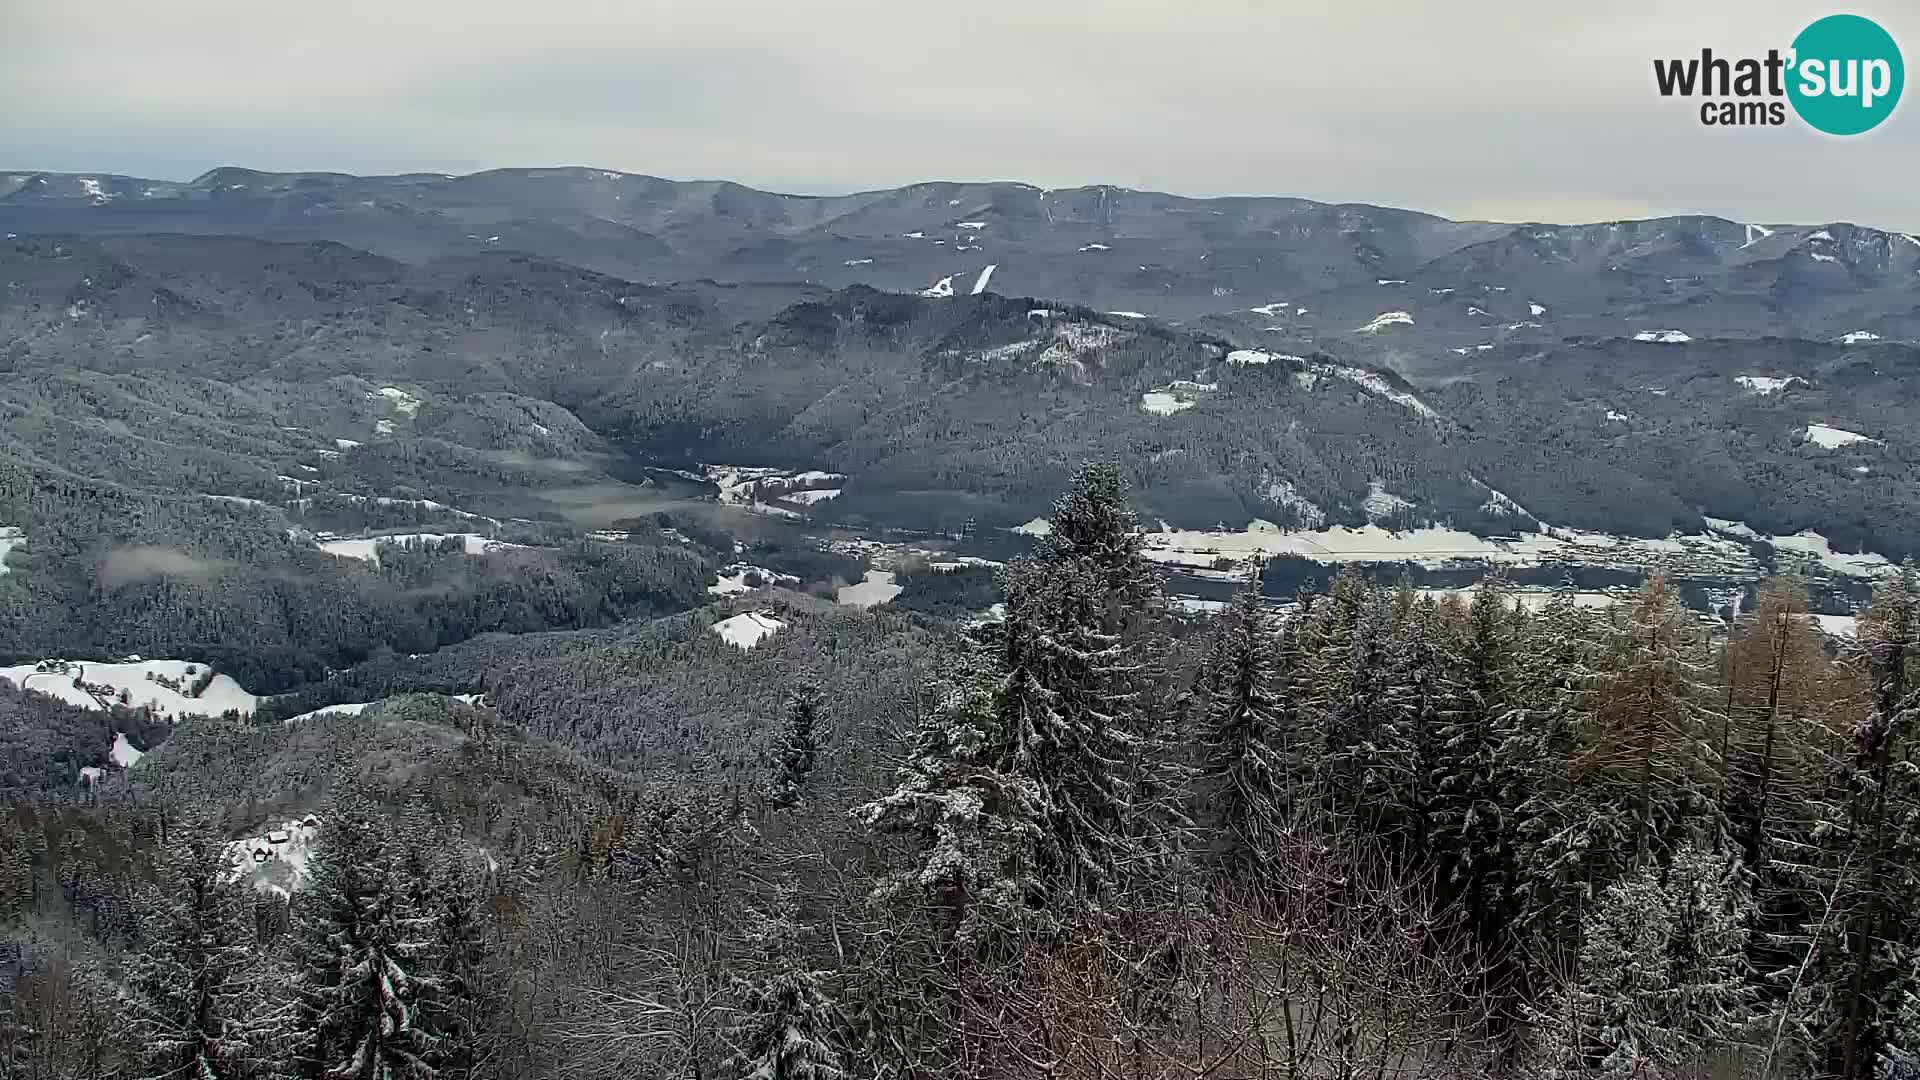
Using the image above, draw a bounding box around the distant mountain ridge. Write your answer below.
[5,166,1917,345]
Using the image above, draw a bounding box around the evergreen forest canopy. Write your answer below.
[2,464,1918,1080]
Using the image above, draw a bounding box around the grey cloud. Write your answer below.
[2,0,1914,230]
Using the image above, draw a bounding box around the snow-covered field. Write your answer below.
[1140,391,1195,415]
[1633,330,1692,343]
[0,525,22,573]
[318,533,527,563]
[1804,423,1879,449]
[1141,520,1760,578]
[0,658,259,717]
[836,570,903,608]
[705,466,847,516]
[712,612,786,649]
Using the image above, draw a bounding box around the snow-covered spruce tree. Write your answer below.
[1032,462,1187,867]
[1295,569,1367,828]
[1325,583,1408,841]
[856,672,1049,947]
[420,847,493,1080]
[286,805,442,1080]
[725,890,846,1080]
[1546,841,1753,1076]
[1380,592,1452,864]
[995,553,1142,903]
[1197,572,1291,887]
[1507,590,1607,966]
[123,817,264,1080]
[769,681,824,811]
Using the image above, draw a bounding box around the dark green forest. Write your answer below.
[3,466,1917,1080]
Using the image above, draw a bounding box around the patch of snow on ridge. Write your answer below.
[712,611,786,650]
[1355,310,1414,333]
[1634,330,1692,343]
[1080,243,1110,252]
[1840,331,1879,344]
[1529,302,1546,316]
[919,275,956,298]
[283,702,373,725]
[1312,364,1438,420]
[1249,302,1288,317]
[1107,310,1147,319]
[969,264,997,294]
[1804,424,1879,449]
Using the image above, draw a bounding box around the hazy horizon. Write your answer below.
[5,0,1915,232]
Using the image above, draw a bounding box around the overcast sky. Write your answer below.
[3,0,1914,229]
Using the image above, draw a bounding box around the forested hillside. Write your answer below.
[4,465,1916,1079]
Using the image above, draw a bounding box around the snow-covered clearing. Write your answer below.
[1249,302,1289,317]
[334,438,361,450]
[1140,392,1194,416]
[226,816,324,899]
[1735,375,1802,394]
[1107,310,1148,319]
[1014,518,1053,537]
[1529,302,1547,316]
[1362,482,1413,519]
[712,612,786,649]
[709,564,801,596]
[318,533,526,564]
[1804,424,1879,449]
[371,387,421,416]
[836,570,904,608]
[1811,614,1857,639]
[783,488,842,506]
[1633,330,1692,343]
[970,265,997,294]
[1840,331,1880,344]
[0,526,22,573]
[1080,243,1110,252]
[0,658,258,717]
[109,732,145,767]
[919,276,956,298]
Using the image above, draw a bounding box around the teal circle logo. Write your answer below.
[1788,14,1903,135]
